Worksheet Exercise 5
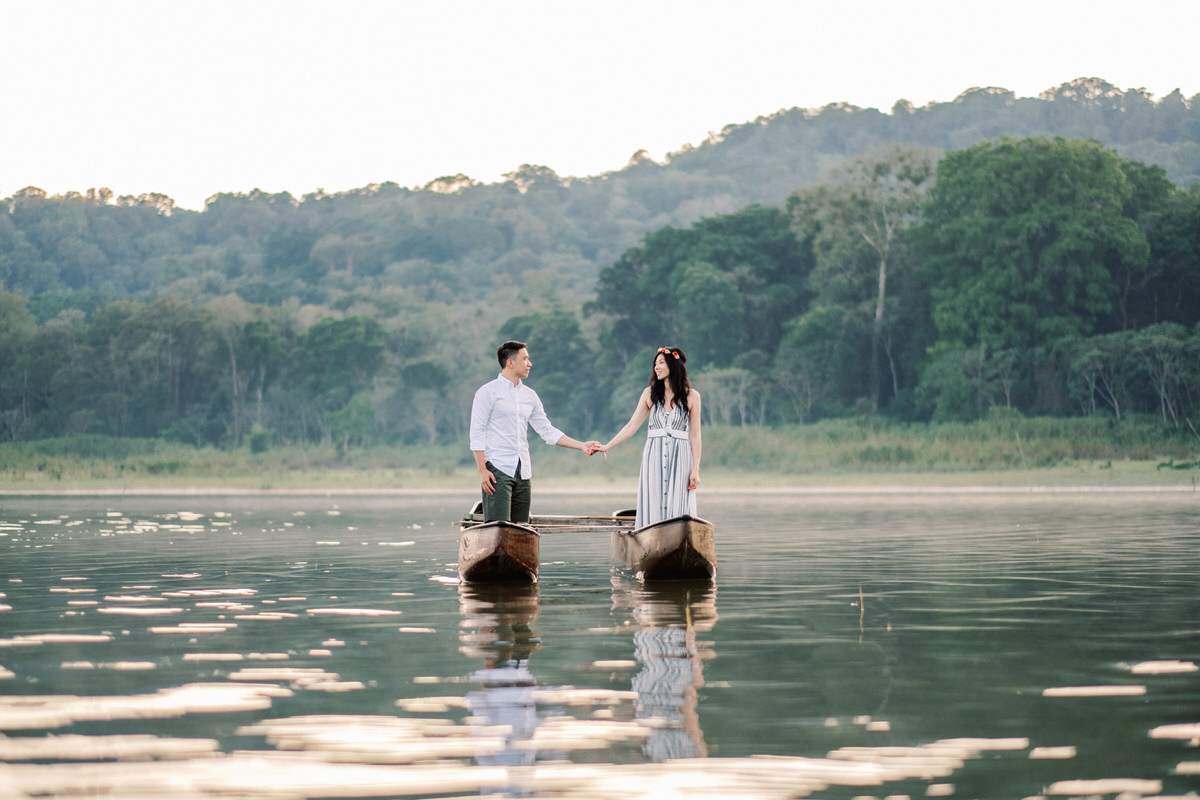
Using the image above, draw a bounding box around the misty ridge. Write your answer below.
[5,77,1198,307]
[2,76,1200,451]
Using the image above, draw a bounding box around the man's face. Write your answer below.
[512,348,532,379]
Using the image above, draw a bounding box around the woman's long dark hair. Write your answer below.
[649,347,690,416]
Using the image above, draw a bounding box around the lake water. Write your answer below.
[1,490,1198,799]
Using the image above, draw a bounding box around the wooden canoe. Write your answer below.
[612,515,717,581]
[458,519,540,584]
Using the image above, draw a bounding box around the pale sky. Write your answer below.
[4,0,1197,210]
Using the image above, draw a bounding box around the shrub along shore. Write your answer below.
[1,415,1198,494]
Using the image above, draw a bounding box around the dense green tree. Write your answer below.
[672,261,746,364]
[913,136,1149,353]
[21,311,97,437]
[205,295,262,444]
[590,204,812,406]
[0,214,45,292]
[294,316,387,410]
[775,304,870,422]
[1060,332,1134,420]
[1105,158,1178,331]
[74,297,215,439]
[0,289,38,440]
[499,306,598,433]
[788,143,938,412]
[328,393,375,455]
[391,360,452,444]
[200,190,297,245]
[238,319,285,432]
[917,342,1030,422]
[1132,322,1193,427]
[1131,184,1200,328]
[261,229,324,285]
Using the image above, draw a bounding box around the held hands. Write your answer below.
[583,441,606,457]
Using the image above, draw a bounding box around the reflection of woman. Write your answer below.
[611,577,717,761]
[632,624,708,759]
[598,347,702,528]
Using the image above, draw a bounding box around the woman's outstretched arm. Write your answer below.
[599,387,652,453]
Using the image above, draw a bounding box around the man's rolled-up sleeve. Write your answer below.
[527,393,564,446]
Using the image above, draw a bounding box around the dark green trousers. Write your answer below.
[483,461,531,523]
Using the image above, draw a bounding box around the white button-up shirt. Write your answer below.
[469,374,564,479]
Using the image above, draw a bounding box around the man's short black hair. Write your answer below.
[497,340,527,368]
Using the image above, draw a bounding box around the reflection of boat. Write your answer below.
[612,577,717,760]
[612,515,717,580]
[610,577,718,633]
[457,582,541,663]
[458,513,541,584]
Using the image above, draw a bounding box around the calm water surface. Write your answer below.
[1,490,1198,799]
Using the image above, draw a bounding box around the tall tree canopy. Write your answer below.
[4,79,1200,444]
[498,305,599,433]
[589,205,813,369]
[911,136,1155,352]
[788,143,938,411]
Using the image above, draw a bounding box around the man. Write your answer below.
[469,341,599,522]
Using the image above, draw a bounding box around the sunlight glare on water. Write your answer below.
[0,491,1198,799]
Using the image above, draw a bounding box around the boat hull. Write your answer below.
[458,520,540,583]
[612,515,716,581]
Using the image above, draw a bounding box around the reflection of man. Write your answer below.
[470,340,599,522]
[468,656,538,767]
[460,585,543,777]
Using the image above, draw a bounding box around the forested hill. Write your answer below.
[3,77,1198,317]
[2,76,1200,451]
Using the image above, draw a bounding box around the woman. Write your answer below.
[598,347,702,528]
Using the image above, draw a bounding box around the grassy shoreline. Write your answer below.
[1,474,1196,496]
[1,416,1197,495]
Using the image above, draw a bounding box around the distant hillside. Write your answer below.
[2,77,1197,317]
[664,77,1200,210]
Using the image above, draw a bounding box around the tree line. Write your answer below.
[592,137,1200,431]
[3,133,1199,450]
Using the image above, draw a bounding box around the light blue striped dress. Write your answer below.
[636,402,697,528]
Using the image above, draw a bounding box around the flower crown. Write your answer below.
[657,347,681,360]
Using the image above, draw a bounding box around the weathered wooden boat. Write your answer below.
[457,502,632,583]
[458,510,541,584]
[612,515,717,581]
